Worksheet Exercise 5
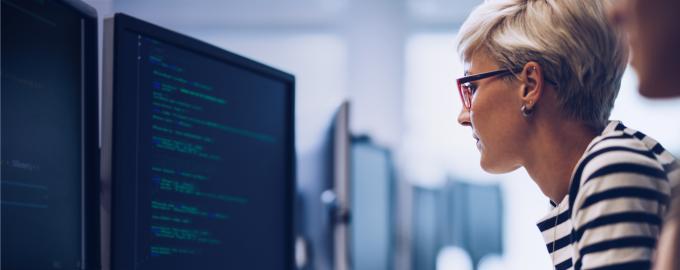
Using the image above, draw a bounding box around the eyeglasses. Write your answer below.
[456,68,557,111]
[456,68,519,111]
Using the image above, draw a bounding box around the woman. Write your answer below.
[609,0,680,269]
[455,0,676,269]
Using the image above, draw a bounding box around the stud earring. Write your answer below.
[521,103,534,117]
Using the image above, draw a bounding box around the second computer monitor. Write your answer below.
[104,13,295,270]
[1,0,99,268]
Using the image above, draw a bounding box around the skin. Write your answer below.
[457,50,599,204]
[609,1,680,269]
[609,0,680,98]
[654,219,680,270]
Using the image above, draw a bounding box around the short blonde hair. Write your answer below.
[457,0,628,130]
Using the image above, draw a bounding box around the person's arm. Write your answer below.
[654,200,680,270]
[572,159,669,270]
[653,219,680,270]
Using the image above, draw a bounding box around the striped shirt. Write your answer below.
[536,121,680,270]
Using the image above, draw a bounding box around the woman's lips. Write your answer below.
[472,133,481,149]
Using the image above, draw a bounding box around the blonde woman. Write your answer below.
[455,0,677,269]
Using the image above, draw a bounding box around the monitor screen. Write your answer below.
[105,14,295,270]
[1,0,99,269]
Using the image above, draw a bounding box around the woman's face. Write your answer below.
[457,52,527,173]
[609,0,680,98]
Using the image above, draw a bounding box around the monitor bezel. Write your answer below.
[66,2,101,269]
[106,13,296,270]
[58,1,101,269]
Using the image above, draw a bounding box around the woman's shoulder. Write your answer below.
[581,121,676,175]
[569,121,676,210]
[566,122,676,270]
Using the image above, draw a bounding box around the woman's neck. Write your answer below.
[523,120,599,204]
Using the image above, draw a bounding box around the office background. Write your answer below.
[77,0,680,269]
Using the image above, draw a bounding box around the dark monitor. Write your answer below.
[1,0,99,269]
[103,13,295,270]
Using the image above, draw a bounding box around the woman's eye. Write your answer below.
[468,83,478,94]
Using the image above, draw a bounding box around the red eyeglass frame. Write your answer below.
[456,68,518,110]
[456,67,556,110]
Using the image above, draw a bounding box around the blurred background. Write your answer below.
[82,0,680,269]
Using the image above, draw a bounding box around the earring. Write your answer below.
[521,104,534,117]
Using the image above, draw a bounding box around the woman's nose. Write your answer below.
[458,108,471,127]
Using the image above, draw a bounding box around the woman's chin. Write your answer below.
[480,155,520,174]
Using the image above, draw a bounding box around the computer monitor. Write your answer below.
[292,102,347,270]
[294,101,350,270]
[102,13,295,270]
[445,180,504,268]
[1,0,99,269]
[350,136,395,270]
[332,101,351,270]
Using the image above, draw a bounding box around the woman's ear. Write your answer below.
[520,61,544,107]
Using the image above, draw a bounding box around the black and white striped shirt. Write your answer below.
[536,121,680,270]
